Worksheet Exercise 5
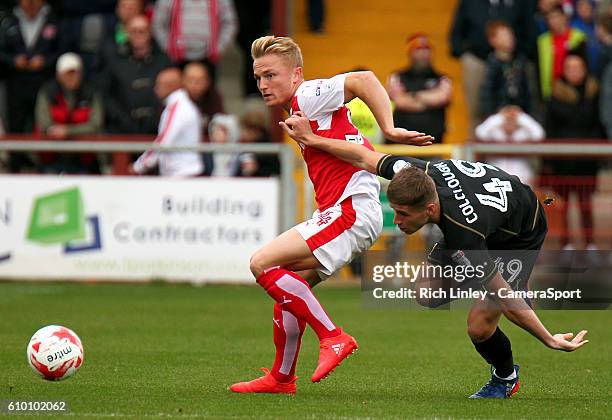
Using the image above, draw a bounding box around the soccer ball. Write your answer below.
[27,325,84,381]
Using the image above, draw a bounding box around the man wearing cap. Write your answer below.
[34,52,104,173]
[387,33,452,144]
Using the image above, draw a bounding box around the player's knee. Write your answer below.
[467,321,496,343]
[250,249,279,280]
[249,251,265,279]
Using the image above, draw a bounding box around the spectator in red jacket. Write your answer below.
[152,0,238,79]
[35,52,104,174]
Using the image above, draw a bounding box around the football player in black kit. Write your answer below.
[280,112,589,399]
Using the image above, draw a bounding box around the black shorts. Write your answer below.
[425,204,547,304]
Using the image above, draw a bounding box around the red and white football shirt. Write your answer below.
[290,74,380,211]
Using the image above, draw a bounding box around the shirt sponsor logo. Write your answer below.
[345,134,364,145]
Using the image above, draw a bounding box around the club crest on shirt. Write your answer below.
[317,211,333,226]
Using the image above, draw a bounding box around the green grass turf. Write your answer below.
[0,281,610,419]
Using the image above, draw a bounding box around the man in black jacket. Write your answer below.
[98,14,171,134]
[387,33,451,144]
[0,0,63,172]
[0,0,63,133]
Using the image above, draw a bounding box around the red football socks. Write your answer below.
[257,266,340,340]
[270,303,305,382]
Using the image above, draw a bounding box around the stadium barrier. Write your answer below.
[0,138,297,283]
[1,138,610,283]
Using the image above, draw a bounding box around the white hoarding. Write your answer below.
[0,176,279,283]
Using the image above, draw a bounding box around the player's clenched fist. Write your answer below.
[279,112,313,145]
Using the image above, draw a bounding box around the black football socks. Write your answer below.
[472,327,515,378]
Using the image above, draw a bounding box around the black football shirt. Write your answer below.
[377,155,547,283]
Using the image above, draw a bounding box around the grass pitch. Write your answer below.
[0,281,610,419]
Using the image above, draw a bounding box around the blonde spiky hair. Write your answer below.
[251,35,303,67]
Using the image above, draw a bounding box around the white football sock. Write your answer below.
[494,368,517,381]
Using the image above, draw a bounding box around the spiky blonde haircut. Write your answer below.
[251,36,303,67]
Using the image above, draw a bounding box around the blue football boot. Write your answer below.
[469,365,520,399]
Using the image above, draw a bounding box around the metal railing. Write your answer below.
[464,141,612,162]
[2,138,611,234]
[0,139,297,232]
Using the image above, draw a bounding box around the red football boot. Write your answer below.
[229,368,297,394]
[311,329,358,382]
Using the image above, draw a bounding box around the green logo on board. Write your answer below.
[26,187,86,244]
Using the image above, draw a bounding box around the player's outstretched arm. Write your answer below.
[485,272,589,352]
[280,112,384,174]
[343,71,434,146]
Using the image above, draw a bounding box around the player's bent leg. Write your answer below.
[250,228,322,278]
[467,298,502,343]
[256,265,346,340]
[248,194,376,387]
[250,227,358,384]
[232,269,348,392]
[468,298,519,399]
[250,227,341,338]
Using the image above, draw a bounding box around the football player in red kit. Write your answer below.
[229,36,433,394]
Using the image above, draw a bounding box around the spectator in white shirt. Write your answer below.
[475,105,545,186]
[132,67,203,176]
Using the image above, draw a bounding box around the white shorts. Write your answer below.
[294,194,383,278]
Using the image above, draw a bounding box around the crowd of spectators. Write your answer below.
[448,0,612,249]
[0,0,276,177]
[384,0,611,249]
[448,0,611,134]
